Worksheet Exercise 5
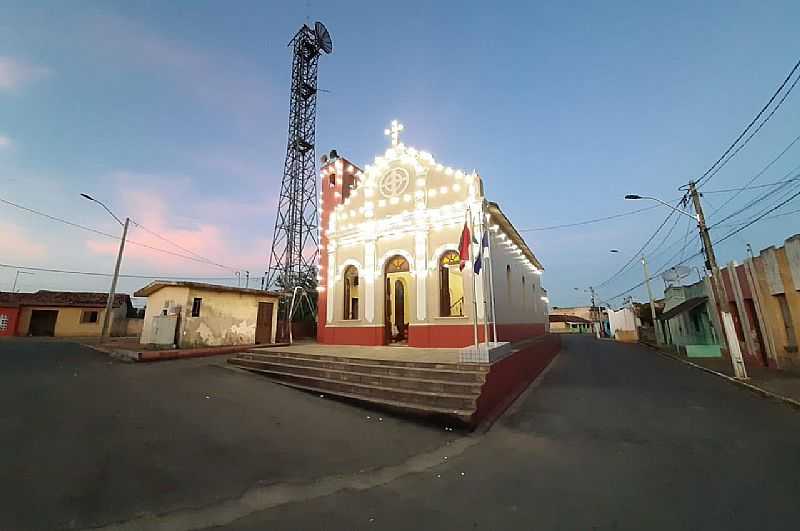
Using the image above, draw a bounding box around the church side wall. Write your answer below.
[489,231,547,340]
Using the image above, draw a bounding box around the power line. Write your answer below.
[708,170,800,228]
[606,187,800,302]
[517,204,662,232]
[696,57,800,188]
[595,198,685,290]
[0,262,244,281]
[714,186,800,245]
[706,132,800,217]
[0,195,241,271]
[129,219,237,272]
[704,177,800,195]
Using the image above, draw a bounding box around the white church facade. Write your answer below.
[317,122,548,349]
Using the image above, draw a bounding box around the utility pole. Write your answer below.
[641,255,659,343]
[101,217,129,339]
[687,181,747,378]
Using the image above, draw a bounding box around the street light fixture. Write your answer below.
[624,194,698,221]
[81,193,130,340]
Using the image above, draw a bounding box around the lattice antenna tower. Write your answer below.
[265,22,333,292]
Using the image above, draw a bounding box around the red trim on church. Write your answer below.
[318,325,384,346]
[317,322,546,348]
[474,333,561,426]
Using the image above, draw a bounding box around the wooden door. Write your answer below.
[394,280,405,341]
[255,302,274,344]
[384,277,391,344]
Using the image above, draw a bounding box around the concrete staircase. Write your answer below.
[227,349,489,424]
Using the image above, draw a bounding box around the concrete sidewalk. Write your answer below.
[646,342,800,407]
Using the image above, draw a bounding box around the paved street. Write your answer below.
[227,334,800,531]
[3,335,800,530]
[0,339,455,530]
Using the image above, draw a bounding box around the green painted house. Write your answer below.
[657,279,721,358]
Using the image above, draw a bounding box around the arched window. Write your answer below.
[343,265,359,320]
[439,251,464,316]
[522,276,526,308]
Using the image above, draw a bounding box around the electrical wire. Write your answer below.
[707,132,800,217]
[695,57,800,188]
[606,187,800,301]
[0,196,242,271]
[0,262,245,281]
[708,169,800,228]
[594,198,685,290]
[129,219,237,272]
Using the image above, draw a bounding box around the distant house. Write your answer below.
[0,291,135,337]
[549,314,592,334]
[134,281,281,348]
[657,279,721,358]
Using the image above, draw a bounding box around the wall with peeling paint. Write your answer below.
[139,285,279,348]
[179,288,278,348]
[140,286,190,345]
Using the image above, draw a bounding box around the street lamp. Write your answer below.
[624,194,698,221]
[81,193,130,340]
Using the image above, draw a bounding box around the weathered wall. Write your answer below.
[178,288,278,348]
[125,318,144,337]
[754,242,800,370]
[140,286,190,344]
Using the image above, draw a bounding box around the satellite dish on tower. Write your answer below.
[315,22,333,54]
[662,265,691,286]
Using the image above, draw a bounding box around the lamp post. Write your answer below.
[625,188,746,378]
[81,193,129,340]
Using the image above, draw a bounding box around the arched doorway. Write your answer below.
[384,255,410,344]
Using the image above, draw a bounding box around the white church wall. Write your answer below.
[489,230,547,326]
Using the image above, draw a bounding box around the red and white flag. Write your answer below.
[458,220,471,271]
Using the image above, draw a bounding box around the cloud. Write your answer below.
[0,57,49,90]
[84,176,273,276]
[0,223,47,261]
[0,135,11,149]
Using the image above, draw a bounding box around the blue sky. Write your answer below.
[0,0,798,306]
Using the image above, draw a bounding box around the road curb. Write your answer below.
[642,342,800,411]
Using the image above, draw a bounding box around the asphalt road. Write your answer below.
[4,335,800,530]
[0,339,455,530]
[227,334,800,531]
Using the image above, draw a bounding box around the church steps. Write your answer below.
[229,364,478,411]
[235,376,475,423]
[235,352,486,383]
[245,349,487,372]
[229,358,483,394]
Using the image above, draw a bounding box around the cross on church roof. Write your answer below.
[384,120,404,147]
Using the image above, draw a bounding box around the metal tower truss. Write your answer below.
[266,22,332,292]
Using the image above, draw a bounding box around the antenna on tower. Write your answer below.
[265,22,333,298]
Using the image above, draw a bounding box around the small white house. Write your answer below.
[135,281,281,348]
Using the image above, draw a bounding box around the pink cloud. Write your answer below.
[0,57,50,90]
[0,224,47,260]
[84,181,272,277]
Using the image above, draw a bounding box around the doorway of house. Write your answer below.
[255,302,274,344]
[384,255,410,345]
[29,310,58,337]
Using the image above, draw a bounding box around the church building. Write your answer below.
[316,121,548,349]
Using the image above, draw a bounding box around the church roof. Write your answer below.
[487,202,544,271]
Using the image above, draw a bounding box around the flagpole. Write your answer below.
[468,207,479,353]
[484,202,498,343]
[479,204,490,348]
